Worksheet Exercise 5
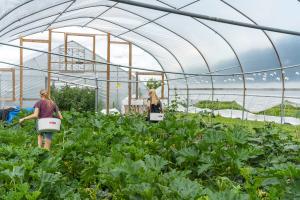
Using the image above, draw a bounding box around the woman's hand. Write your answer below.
[19,118,25,124]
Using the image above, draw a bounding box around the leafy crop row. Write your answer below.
[0,112,299,199]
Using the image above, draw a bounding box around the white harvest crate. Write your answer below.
[150,113,164,121]
[37,118,61,132]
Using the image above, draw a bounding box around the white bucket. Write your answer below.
[150,113,164,121]
[37,118,61,132]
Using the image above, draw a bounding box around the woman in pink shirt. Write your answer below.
[19,89,63,150]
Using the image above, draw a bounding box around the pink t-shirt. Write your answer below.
[34,100,59,119]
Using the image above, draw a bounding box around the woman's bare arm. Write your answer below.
[57,111,63,119]
[159,101,163,113]
[19,108,39,123]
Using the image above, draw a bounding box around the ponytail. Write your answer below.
[149,89,159,105]
[40,89,54,106]
[44,92,53,102]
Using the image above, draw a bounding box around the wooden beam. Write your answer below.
[47,29,52,96]
[20,37,23,108]
[22,39,49,43]
[110,41,129,45]
[0,98,15,102]
[65,32,96,37]
[128,43,132,111]
[52,30,106,36]
[134,72,163,76]
[106,33,111,115]
[0,68,14,72]
[12,69,16,101]
[57,70,89,73]
[51,61,96,64]
[23,98,40,101]
[134,71,165,99]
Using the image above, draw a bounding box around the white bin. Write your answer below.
[150,113,164,121]
[37,118,61,133]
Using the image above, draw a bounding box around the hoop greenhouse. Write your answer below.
[0,0,300,199]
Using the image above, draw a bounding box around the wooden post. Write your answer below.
[93,35,96,72]
[12,69,16,101]
[64,33,68,71]
[20,37,23,108]
[136,72,139,99]
[128,43,132,111]
[48,29,52,96]
[161,74,165,99]
[106,33,111,114]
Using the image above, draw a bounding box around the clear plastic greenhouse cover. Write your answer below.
[0,0,300,119]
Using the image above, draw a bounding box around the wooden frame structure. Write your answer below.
[0,68,16,102]
[18,30,105,107]
[135,72,165,99]
[107,37,133,113]
[19,30,52,107]
[50,31,106,72]
[17,29,143,114]
[63,32,96,72]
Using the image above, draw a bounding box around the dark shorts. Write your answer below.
[36,121,53,140]
[39,132,53,140]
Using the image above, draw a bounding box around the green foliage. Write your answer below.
[195,100,245,111]
[146,78,161,90]
[0,111,300,199]
[164,93,179,114]
[51,86,98,112]
[258,103,300,118]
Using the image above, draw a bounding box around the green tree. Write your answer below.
[51,86,96,111]
[146,78,161,90]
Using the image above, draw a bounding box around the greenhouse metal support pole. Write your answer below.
[92,35,96,72]
[45,77,48,89]
[47,29,52,96]
[95,78,99,112]
[109,0,300,36]
[128,42,132,111]
[186,88,189,113]
[281,88,285,124]
[167,86,170,106]
[161,74,165,99]
[135,72,139,99]
[64,33,67,71]
[106,33,111,115]
[19,37,23,108]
